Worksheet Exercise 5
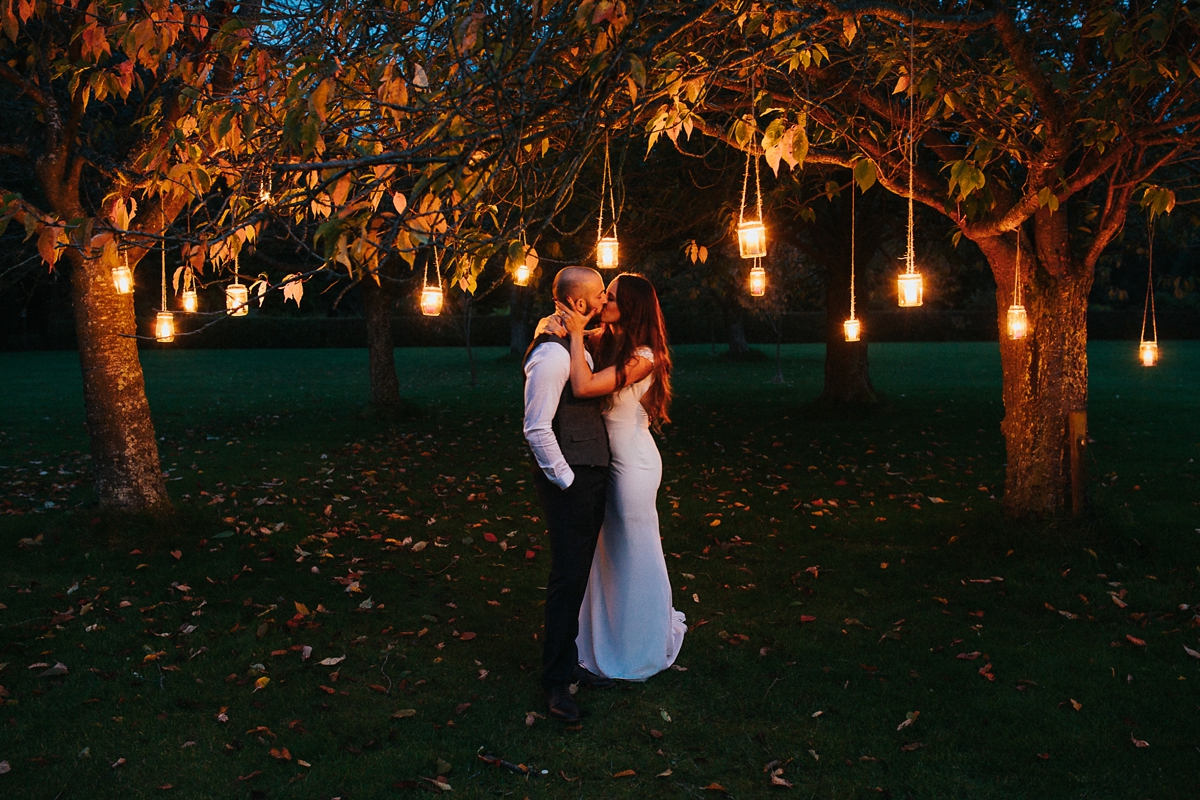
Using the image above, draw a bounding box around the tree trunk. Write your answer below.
[979,221,1092,516]
[813,194,876,405]
[464,294,477,387]
[68,248,168,510]
[725,305,752,357]
[819,255,875,404]
[362,275,401,408]
[509,284,531,356]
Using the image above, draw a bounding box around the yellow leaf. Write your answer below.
[294,601,310,616]
[253,677,270,692]
[310,78,334,123]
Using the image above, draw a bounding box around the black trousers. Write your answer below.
[533,465,608,688]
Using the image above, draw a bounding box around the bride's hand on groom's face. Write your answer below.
[555,300,591,337]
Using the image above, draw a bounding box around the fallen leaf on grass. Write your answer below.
[237,770,263,781]
[1,760,11,774]
[770,773,793,788]
[253,677,270,692]
[896,711,920,730]
[368,684,389,694]
[454,702,471,715]
[613,769,636,777]
[318,685,336,695]
[37,662,69,678]
[318,656,345,666]
[900,742,925,751]
[392,709,417,719]
[269,747,291,761]
[459,632,476,641]
[1070,699,1082,711]
[111,758,126,768]
[171,550,182,560]
[1131,735,1150,748]
[956,651,981,661]
[799,615,816,623]
[1184,645,1200,659]
[656,768,673,777]
[1126,635,1147,647]
[703,783,727,791]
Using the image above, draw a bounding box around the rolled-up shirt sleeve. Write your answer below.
[523,343,575,489]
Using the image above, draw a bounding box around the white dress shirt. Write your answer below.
[523,341,594,489]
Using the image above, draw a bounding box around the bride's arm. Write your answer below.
[562,307,652,398]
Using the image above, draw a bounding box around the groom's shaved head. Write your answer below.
[553,267,603,303]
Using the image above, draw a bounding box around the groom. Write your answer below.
[523,266,616,723]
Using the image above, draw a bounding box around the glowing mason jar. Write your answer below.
[155,311,175,343]
[225,283,249,317]
[737,220,767,259]
[897,272,924,307]
[421,286,444,316]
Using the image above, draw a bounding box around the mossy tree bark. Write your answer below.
[978,214,1093,516]
[38,148,177,510]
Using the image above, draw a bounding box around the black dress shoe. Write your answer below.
[571,664,615,689]
[545,685,581,723]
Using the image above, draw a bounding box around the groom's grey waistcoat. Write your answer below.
[525,334,610,467]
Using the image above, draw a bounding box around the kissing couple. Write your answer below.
[522,266,687,723]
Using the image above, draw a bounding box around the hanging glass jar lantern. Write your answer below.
[112,252,134,295]
[513,262,532,287]
[153,234,175,343]
[897,28,923,309]
[737,144,768,259]
[225,282,248,316]
[1007,305,1028,340]
[514,244,536,287]
[181,288,199,313]
[1139,218,1159,367]
[421,247,445,316]
[258,171,273,205]
[897,272,923,307]
[595,136,619,269]
[1006,232,1028,340]
[843,317,861,342]
[1139,340,1158,367]
[155,311,175,342]
[844,186,861,342]
[596,236,619,270]
[748,262,766,297]
[225,252,248,316]
[420,285,444,316]
[737,221,767,259]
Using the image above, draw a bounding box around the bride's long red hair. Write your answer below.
[594,273,672,430]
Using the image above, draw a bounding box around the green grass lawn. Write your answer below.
[0,342,1197,799]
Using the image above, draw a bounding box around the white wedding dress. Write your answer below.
[577,347,687,681]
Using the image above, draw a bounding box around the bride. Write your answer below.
[558,273,687,680]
